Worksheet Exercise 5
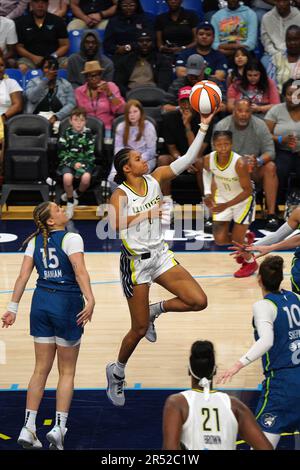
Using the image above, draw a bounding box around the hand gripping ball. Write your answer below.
[189,80,222,114]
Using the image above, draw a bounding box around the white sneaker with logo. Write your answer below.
[17,426,42,449]
[46,425,67,450]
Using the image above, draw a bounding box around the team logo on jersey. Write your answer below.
[261,413,277,428]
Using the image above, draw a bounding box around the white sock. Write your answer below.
[55,411,68,431]
[245,256,255,264]
[24,409,37,432]
[150,301,166,318]
[114,361,125,378]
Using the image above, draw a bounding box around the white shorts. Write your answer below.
[213,194,255,224]
[120,243,178,298]
[34,336,81,347]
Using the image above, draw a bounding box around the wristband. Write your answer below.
[256,156,264,167]
[7,301,18,315]
[277,135,283,144]
[108,94,115,100]
[199,123,209,131]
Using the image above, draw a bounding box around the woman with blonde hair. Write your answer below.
[108,99,157,187]
[1,201,95,450]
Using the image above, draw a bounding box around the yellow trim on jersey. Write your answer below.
[123,176,148,197]
[121,237,138,256]
[168,250,177,266]
[214,151,234,171]
[236,195,253,224]
[130,259,137,285]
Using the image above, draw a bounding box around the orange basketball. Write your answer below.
[189,80,222,114]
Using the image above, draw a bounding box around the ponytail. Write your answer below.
[20,202,52,256]
[113,147,132,185]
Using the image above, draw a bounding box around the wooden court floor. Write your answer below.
[0,252,294,391]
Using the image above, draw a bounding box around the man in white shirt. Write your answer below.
[0,17,18,67]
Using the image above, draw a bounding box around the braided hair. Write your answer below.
[20,202,52,256]
[114,147,132,184]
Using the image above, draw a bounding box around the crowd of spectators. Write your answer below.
[0,0,299,229]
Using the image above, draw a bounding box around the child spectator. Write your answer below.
[58,107,96,219]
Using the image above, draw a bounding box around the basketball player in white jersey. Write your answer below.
[203,130,257,278]
[106,111,216,407]
[163,340,273,450]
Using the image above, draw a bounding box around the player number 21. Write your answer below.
[202,408,220,432]
[40,248,59,269]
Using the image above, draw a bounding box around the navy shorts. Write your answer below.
[255,368,300,434]
[30,287,84,341]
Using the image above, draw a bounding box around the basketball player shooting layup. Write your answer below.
[106,110,217,407]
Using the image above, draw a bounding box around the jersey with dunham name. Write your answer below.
[119,174,163,255]
[25,230,83,292]
[180,389,238,450]
[209,151,247,200]
[254,290,300,376]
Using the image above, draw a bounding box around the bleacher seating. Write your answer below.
[4,69,24,88]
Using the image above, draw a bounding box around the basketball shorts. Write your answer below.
[291,257,300,293]
[120,243,178,298]
[213,194,255,224]
[255,368,300,434]
[30,287,84,343]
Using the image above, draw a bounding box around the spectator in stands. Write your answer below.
[24,56,75,128]
[270,25,300,93]
[0,54,23,173]
[211,0,258,57]
[163,54,206,113]
[0,1,29,20]
[103,0,153,62]
[252,0,275,25]
[158,86,213,216]
[48,0,69,16]
[68,0,117,31]
[0,16,18,68]
[227,58,280,116]
[261,0,300,58]
[108,99,157,186]
[15,0,69,73]
[175,22,228,82]
[67,30,114,88]
[155,0,199,58]
[202,0,219,23]
[114,30,173,97]
[227,46,254,87]
[265,79,300,203]
[58,107,96,219]
[163,54,226,114]
[75,60,125,134]
[214,98,280,230]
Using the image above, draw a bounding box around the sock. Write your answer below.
[67,197,74,204]
[150,301,165,318]
[55,411,68,431]
[245,256,255,264]
[24,409,37,432]
[114,361,125,378]
[163,195,173,203]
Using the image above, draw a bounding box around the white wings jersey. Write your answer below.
[119,174,163,254]
[180,389,238,450]
[209,151,245,200]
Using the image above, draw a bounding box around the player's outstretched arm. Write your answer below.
[152,111,216,184]
[1,255,34,328]
[231,397,273,450]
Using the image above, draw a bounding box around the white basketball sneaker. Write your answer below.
[17,426,42,449]
[46,425,67,450]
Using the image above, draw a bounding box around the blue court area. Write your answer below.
[0,219,290,254]
[0,389,297,450]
